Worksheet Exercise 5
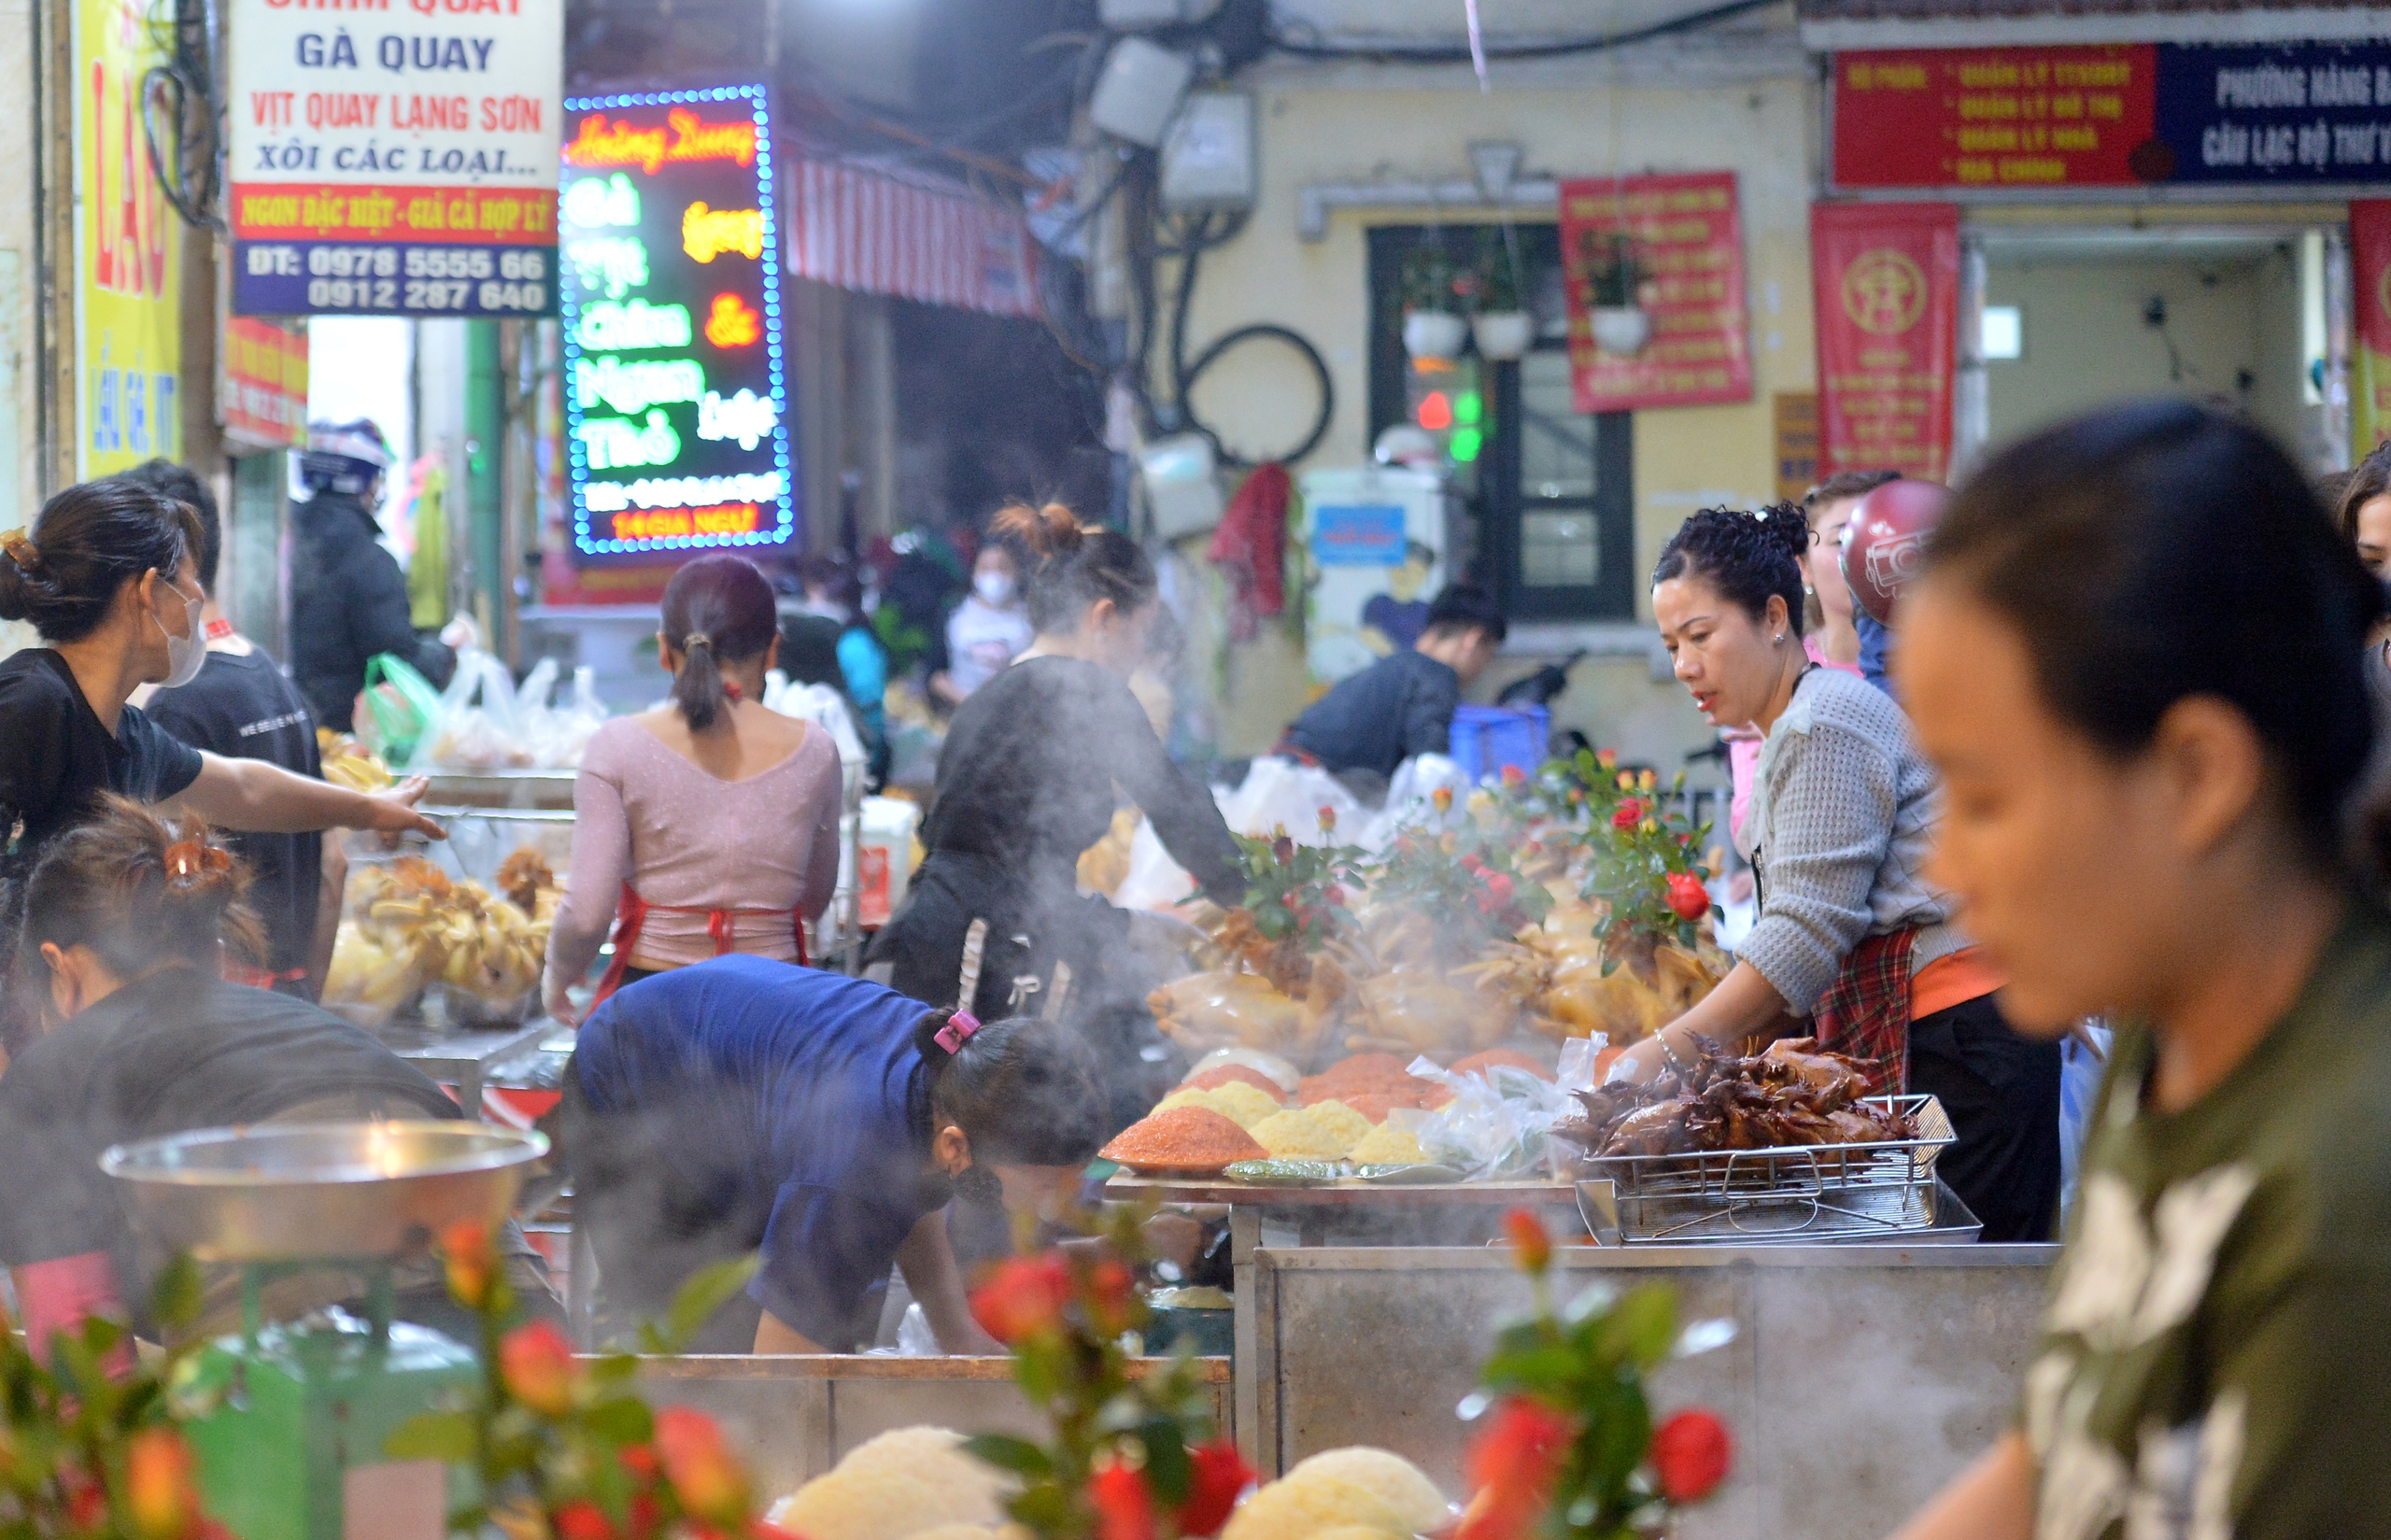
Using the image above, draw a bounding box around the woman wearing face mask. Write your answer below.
[930,544,1034,706]
[1886,403,2391,1539]
[1610,505,2060,1242]
[0,479,442,916]
[870,503,1242,1133]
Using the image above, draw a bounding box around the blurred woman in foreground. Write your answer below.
[1889,401,2391,1539]
[0,798,549,1347]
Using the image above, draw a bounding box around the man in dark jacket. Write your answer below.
[1281,583,1507,794]
[289,419,453,730]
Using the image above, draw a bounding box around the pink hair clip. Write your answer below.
[935,1010,981,1054]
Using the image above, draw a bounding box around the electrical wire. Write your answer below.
[1266,0,1784,64]
[140,0,222,231]
[1163,210,1334,466]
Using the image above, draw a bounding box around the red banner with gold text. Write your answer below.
[1810,202,1960,482]
[1560,172,1751,414]
[2353,202,2391,458]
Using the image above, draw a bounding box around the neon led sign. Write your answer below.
[560,83,794,558]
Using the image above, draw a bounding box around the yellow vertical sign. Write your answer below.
[73,0,181,480]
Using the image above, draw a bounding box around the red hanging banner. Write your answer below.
[1810,202,1961,482]
[1559,172,1752,415]
[2353,202,2391,458]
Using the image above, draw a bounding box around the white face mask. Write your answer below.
[974,572,1016,607]
[152,579,206,689]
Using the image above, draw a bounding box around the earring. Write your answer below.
[1774,633,1785,644]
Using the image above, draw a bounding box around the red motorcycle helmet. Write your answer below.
[1840,478,1948,625]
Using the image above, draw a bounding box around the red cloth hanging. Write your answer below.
[1207,463,1291,643]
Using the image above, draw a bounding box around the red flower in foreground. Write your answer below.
[1088,1459,1156,1540]
[440,1220,497,1308]
[655,1406,750,1525]
[1501,1208,1552,1276]
[1649,1408,1733,1504]
[1611,799,1645,832]
[125,1428,201,1540]
[1664,870,1711,923]
[1457,1396,1576,1540]
[970,1253,1074,1345]
[1177,1439,1254,1537]
[552,1501,617,1540]
[1085,1259,1138,1335]
[1500,764,1527,790]
[500,1320,579,1417]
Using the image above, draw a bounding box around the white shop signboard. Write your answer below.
[226,0,562,318]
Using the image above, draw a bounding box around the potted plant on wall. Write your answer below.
[1402,244,1469,362]
[1583,230,1652,358]
[1472,233,1535,361]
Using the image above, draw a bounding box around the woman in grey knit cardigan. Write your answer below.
[1610,504,2060,1241]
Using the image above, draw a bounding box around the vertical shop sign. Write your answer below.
[75,0,181,479]
[220,318,310,450]
[1774,392,1819,502]
[2353,202,2391,456]
[1558,172,1752,414]
[559,85,797,560]
[225,0,561,318]
[1811,203,1961,482]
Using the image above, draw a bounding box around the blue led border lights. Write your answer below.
[559,83,798,558]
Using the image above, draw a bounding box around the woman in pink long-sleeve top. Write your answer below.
[542,556,842,1024]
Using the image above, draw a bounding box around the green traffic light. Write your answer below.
[1450,426,1484,462]
[1454,389,1483,426]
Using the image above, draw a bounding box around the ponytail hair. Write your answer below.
[912,1007,1109,1167]
[17,796,266,988]
[1652,502,1812,636]
[0,478,204,643]
[989,502,1156,637]
[659,554,779,730]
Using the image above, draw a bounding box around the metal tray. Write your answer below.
[1578,1173,1982,1246]
[1572,1094,1953,1198]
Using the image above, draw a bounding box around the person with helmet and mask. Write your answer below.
[290,419,456,731]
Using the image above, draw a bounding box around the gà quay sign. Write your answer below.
[227,0,562,318]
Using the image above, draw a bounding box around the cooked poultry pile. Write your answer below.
[1456,908,1727,1046]
[1555,1037,1917,1160]
[323,850,556,1020]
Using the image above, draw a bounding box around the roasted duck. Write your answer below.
[1553,1036,1917,1160]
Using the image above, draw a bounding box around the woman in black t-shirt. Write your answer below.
[0,479,439,918]
[0,798,553,1344]
[868,502,1240,1134]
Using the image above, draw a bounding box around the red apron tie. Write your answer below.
[589,882,812,1009]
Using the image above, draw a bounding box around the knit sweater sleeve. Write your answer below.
[1738,718,1901,1016]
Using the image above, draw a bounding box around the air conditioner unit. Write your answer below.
[1160,92,1256,211]
[1089,36,1195,148]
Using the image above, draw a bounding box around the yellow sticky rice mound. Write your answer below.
[1297,1098,1373,1150]
[1158,1081,1283,1130]
[770,1468,975,1540]
[834,1426,1012,1519]
[1346,1123,1431,1166]
[1221,1473,1410,1540]
[1249,1104,1365,1160]
[769,1426,1013,1540]
[1283,1448,1450,1533]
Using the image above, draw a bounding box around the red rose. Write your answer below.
[1649,1408,1733,1505]
[655,1406,750,1525]
[970,1253,1073,1345]
[1458,1396,1576,1540]
[1177,1439,1253,1537]
[1596,749,1619,770]
[552,1501,617,1540]
[440,1219,497,1308]
[1500,1208,1551,1275]
[1462,854,1485,873]
[1500,764,1526,790]
[1317,805,1337,833]
[1323,884,1346,909]
[125,1429,200,1540]
[1270,834,1294,865]
[500,1320,578,1417]
[1664,871,1711,923]
[1085,1258,1138,1335]
[1483,872,1515,907]
[1432,786,1454,814]
[1611,799,1644,831]
[1088,1460,1156,1540]
[618,1444,659,1481]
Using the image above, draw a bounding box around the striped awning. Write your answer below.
[788,157,1040,318]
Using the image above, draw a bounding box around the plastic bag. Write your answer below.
[1403,1053,1578,1180]
[1354,754,1474,852]
[414,649,531,771]
[763,672,868,774]
[359,653,443,766]
[1218,756,1366,844]
[516,660,609,769]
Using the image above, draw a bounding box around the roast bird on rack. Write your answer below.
[1554,1037,1918,1159]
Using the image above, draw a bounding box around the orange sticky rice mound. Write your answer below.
[1100,1105,1267,1174]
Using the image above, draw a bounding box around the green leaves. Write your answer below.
[661,1254,760,1352]
[387,1411,480,1463]
[962,1434,1053,1480]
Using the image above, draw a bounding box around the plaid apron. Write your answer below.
[1813,926,1917,1095]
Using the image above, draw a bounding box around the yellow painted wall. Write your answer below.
[1176,74,1819,768]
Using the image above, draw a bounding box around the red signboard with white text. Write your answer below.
[1559,172,1752,414]
[1810,203,1960,483]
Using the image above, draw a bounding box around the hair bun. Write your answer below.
[1757,502,1812,560]
[990,502,1084,561]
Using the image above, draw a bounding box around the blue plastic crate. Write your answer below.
[1449,703,1549,784]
